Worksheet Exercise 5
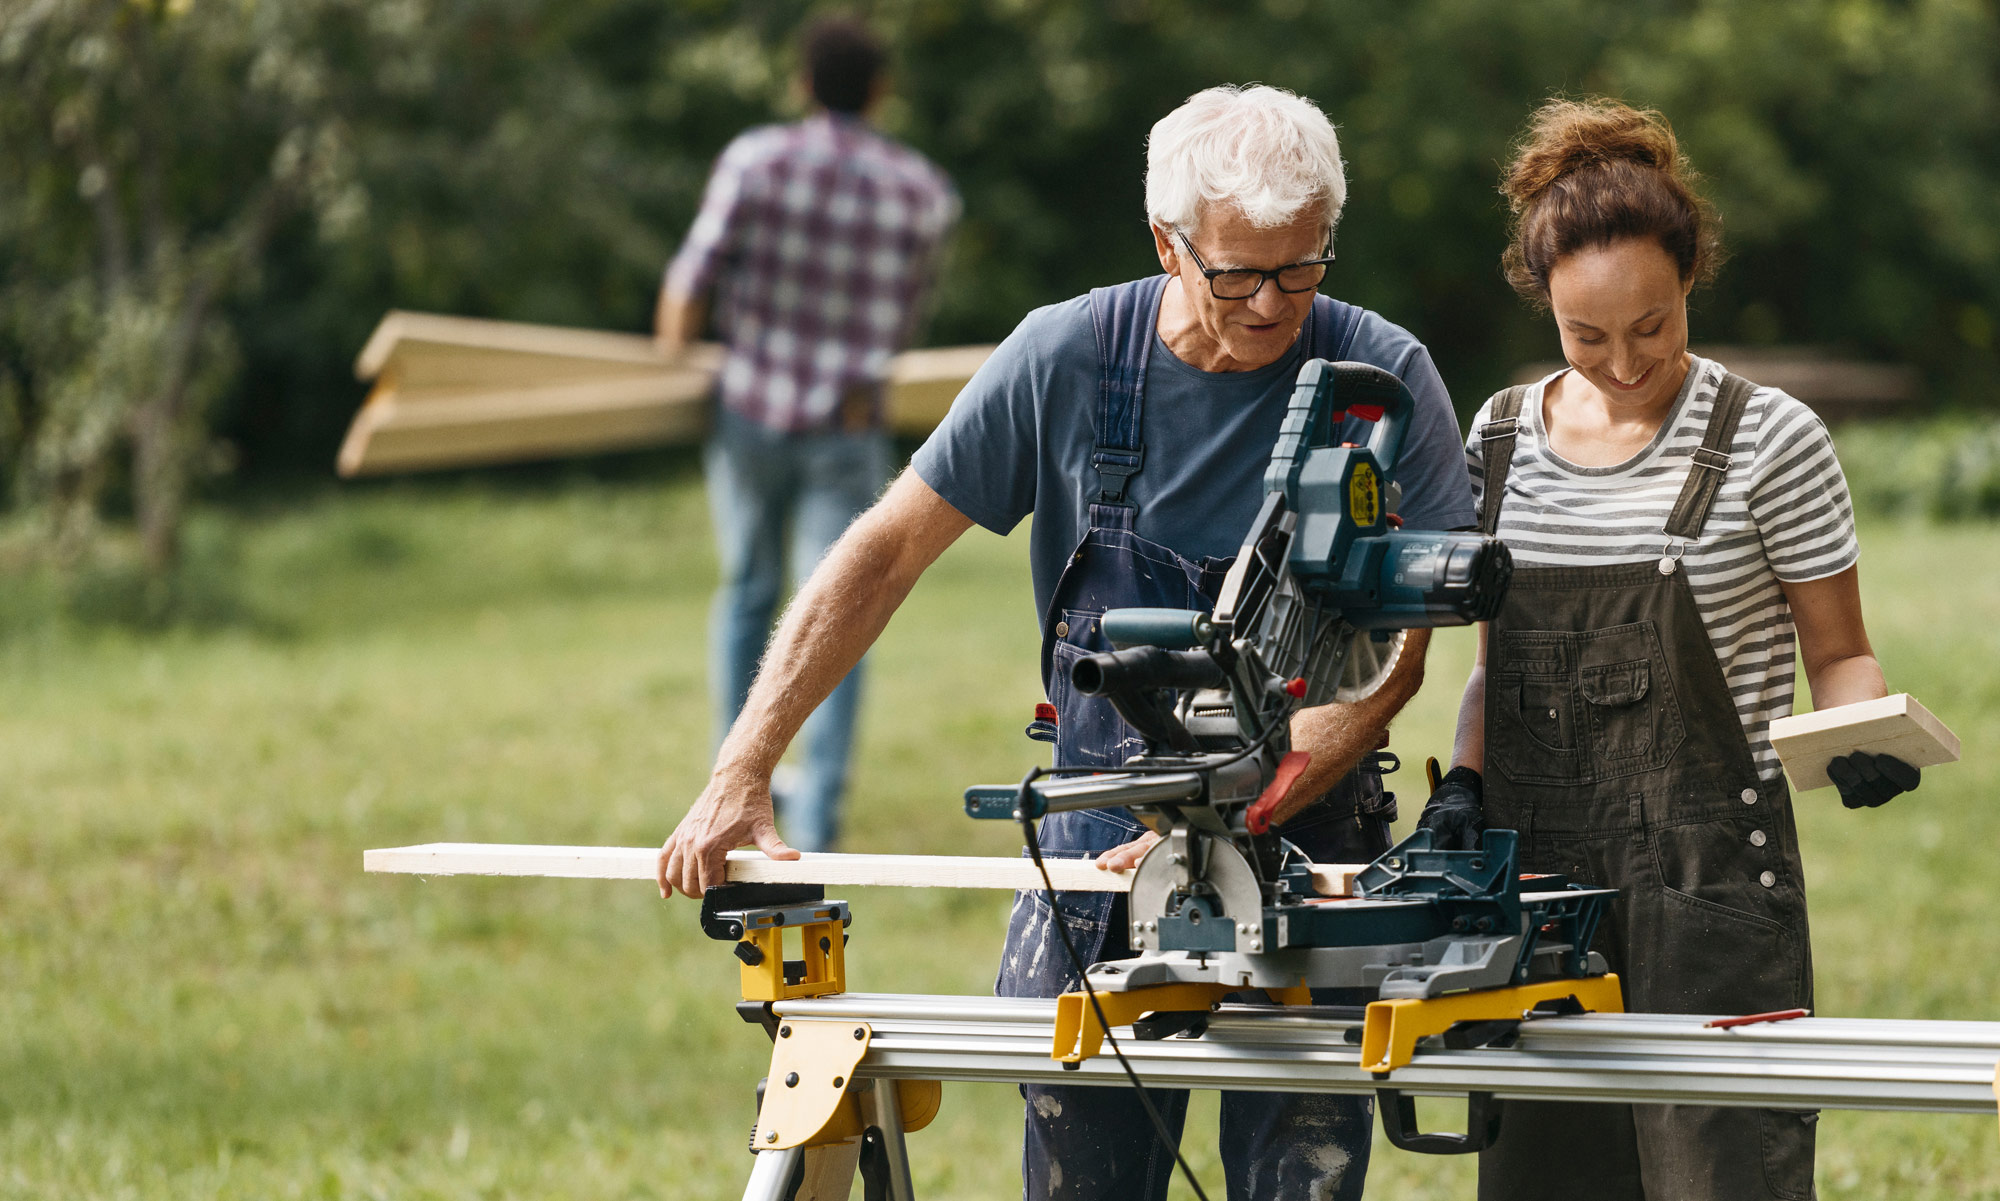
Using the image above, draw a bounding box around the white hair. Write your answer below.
[1145,85,1346,237]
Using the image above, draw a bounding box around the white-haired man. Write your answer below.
[660,85,1475,1200]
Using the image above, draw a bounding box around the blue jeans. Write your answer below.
[704,406,892,852]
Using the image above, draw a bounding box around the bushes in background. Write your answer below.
[1839,419,2000,522]
[3,0,1998,596]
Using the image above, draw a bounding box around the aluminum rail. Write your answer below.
[774,993,2000,1117]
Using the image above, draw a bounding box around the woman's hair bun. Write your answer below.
[1503,99,1683,213]
[1500,96,1722,305]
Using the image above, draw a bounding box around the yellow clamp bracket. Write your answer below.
[1360,973,1624,1075]
[753,1019,941,1151]
[1053,982,1313,1064]
[739,908,848,1002]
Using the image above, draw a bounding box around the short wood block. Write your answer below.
[1768,693,1959,792]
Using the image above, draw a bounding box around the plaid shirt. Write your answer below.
[665,112,958,434]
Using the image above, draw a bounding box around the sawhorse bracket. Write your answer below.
[1052,982,1313,1064]
[703,883,941,1201]
[753,1020,940,1150]
[1360,974,1625,1074]
[743,1019,939,1201]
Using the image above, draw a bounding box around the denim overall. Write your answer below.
[1473,376,1818,1201]
[995,274,1389,1201]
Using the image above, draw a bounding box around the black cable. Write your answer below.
[1000,611,1337,1192]
[1016,767,1212,1201]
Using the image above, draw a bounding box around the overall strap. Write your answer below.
[1086,275,1171,511]
[1308,294,1364,363]
[1476,385,1533,535]
[1664,371,1756,540]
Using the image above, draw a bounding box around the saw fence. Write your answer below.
[368,842,2000,1201]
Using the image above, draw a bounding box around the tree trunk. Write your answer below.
[132,383,184,585]
[131,276,215,588]
[130,184,287,591]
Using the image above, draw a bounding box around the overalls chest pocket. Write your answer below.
[1575,623,1686,777]
[1490,622,1688,786]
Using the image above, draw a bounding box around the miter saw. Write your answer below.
[964,359,1623,1074]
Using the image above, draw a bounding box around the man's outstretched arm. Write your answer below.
[659,469,974,898]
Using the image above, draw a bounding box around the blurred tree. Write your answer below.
[1612,0,2000,405]
[876,0,2000,410]
[0,0,367,597]
[3,0,1998,599]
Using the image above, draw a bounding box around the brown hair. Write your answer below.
[1500,98,1723,308]
[804,17,887,115]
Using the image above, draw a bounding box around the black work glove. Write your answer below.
[1827,751,1920,809]
[1417,765,1485,851]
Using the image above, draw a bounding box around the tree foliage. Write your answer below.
[3,0,1998,595]
[1,0,370,592]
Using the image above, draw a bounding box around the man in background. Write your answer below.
[657,17,958,852]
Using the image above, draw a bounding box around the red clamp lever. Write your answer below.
[1704,1008,1811,1030]
[1246,750,1312,835]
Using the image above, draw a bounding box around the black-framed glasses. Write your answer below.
[1175,229,1334,299]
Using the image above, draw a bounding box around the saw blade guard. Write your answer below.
[1335,626,1405,703]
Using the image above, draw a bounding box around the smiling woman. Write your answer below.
[1418,98,1916,1201]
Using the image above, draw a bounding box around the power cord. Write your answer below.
[999,605,1330,1193]
[1016,767,1213,1201]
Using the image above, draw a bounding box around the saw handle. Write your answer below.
[1378,1088,1504,1155]
[1069,646,1226,697]
[1100,608,1214,650]
[1245,750,1313,835]
[1262,359,1415,500]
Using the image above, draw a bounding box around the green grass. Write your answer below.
[2,468,1998,1199]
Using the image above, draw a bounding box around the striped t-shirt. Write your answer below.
[1465,356,1860,780]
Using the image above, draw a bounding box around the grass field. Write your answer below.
[3,462,1999,1200]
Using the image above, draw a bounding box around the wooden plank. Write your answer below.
[338,376,714,476]
[366,324,723,397]
[386,343,696,395]
[354,310,677,378]
[362,842,1365,896]
[884,344,996,432]
[364,843,1135,890]
[1768,693,1961,791]
[338,310,995,477]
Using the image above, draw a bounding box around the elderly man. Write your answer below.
[661,85,1475,1200]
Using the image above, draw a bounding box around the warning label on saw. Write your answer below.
[1348,462,1381,527]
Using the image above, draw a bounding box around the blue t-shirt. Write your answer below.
[911,283,1478,625]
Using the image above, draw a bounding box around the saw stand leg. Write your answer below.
[741,1145,805,1201]
[740,1079,916,1201]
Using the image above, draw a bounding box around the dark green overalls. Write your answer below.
[1474,374,1819,1201]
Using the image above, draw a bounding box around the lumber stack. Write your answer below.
[337,311,995,477]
